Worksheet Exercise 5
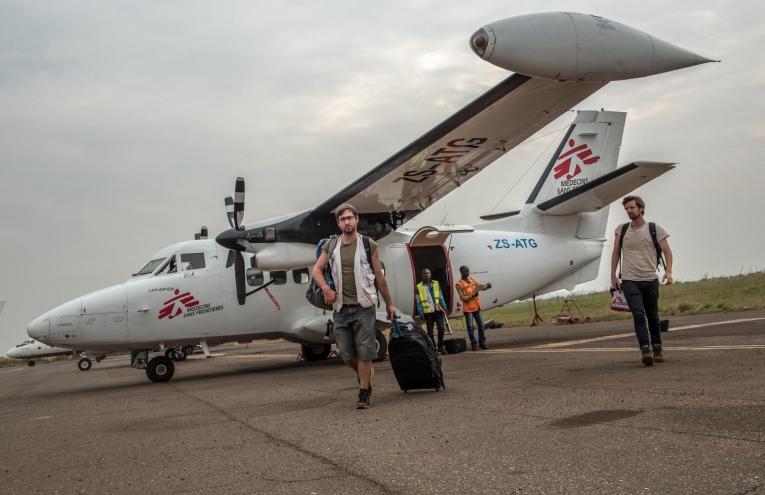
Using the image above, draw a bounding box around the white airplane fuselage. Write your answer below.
[27,220,603,353]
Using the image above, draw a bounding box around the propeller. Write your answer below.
[218,177,249,305]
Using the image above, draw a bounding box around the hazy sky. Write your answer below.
[2,1,763,352]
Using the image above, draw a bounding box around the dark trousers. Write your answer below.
[424,311,446,348]
[464,311,486,347]
[621,279,662,349]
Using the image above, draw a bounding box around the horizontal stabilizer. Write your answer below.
[536,161,675,216]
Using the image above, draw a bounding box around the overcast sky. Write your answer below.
[1,1,763,352]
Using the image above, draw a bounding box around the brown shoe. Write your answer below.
[641,346,654,367]
[652,345,665,362]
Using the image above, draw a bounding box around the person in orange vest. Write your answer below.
[415,268,448,354]
[455,265,491,351]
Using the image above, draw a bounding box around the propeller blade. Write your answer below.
[225,250,235,268]
[234,177,245,229]
[235,251,246,305]
[225,196,235,228]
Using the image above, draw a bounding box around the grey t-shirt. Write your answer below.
[322,236,378,305]
[616,222,669,281]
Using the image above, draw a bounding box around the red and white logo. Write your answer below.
[158,289,199,319]
[553,139,600,180]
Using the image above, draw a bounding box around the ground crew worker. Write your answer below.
[312,203,396,409]
[456,265,491,351]
[610,195,673,366]
[415,268,448,354]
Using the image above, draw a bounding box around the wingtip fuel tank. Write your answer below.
[470,12,715,81]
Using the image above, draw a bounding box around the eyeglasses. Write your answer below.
[338,216,355,223]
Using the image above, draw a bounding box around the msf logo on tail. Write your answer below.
[553,139,600,181]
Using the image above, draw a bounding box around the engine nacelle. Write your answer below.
[252,243,317,271]
[470,12,713,82]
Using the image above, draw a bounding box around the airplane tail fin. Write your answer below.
[526,110,626,208]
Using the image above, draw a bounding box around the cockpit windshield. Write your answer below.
[134,258,167,276]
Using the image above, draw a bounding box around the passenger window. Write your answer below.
[181,253,206,271]
[247,268,264,287]
[292,268,310,284]
[270,271,287,285]
[156,256,178,275]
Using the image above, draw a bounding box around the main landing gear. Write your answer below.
[132,350,175,383]
[77,357,92,371]
[164,347,187,362]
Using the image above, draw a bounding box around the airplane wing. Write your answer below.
[313,74,606,220]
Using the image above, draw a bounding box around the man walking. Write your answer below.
[611,195,673,366]
[312,203,396,409]
[415,268,448,354]
[455,266,491,351]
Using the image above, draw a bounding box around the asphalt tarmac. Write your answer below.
[2,310,764,494]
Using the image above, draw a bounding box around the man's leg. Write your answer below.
[642,280,662,346]
[424,312,437,347]
[474,311,487,348]
[621,280,653,366]
[354,306,378,408]
[333,307,360,377]
[434,312,446,350]
[464,312,477,350]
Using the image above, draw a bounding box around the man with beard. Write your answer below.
[611,196,674,366]
[312,203,396,409]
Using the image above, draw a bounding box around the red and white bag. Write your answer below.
[610,288,631,312]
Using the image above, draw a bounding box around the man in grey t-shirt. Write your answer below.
[610,195,674,366]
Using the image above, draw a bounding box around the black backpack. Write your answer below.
[305,235,374,310]
[618,222,665,277]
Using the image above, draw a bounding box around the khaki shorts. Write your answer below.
[333,305,377,361]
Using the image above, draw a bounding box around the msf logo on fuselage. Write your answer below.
[553,138,600,195]
[159,289,199,319]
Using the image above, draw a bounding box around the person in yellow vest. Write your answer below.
[455,265,491,351]
[415,268,448,354]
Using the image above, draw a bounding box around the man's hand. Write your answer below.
[485,283,492,290]
[386,303,397,321]
[611,274,620,290]
[322,287,336,305]
[663,271,674,285]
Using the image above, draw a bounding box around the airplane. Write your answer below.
[25,12,714,382]
[5,339,107,371]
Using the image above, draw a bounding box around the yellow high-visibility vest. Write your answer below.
[416,281,442,314]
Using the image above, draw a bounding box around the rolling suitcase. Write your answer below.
[442,317,467,354]
[388,321,445,392]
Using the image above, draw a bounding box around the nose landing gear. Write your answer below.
[77,357,92,371]
[131,350,175,383]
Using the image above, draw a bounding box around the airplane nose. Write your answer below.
[6,347,19,359]
[27,312,50,343]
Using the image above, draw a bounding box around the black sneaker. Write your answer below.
[479,343,488,350]
[471,345,478,351]
[357,388,371,409]
[641,346,654,367]
[652,345,665,362]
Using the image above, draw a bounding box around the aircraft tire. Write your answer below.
[27,360,36,367]
[146,356,175,383]
[301,343,331,361]
[77,357,92,371]
[182,346,194,357]
[373,330,388,362]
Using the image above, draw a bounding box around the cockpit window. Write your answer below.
[134,258,167,276]
[155,255,178,276]
[180,253,206,271]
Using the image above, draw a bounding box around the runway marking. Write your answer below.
[484,344,765,354]
[0,367,23,374]
[529,317,765,349]
[31,416,52,420]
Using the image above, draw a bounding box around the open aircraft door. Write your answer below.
[407,226,474,316]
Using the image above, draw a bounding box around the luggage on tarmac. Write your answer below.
[442,317,466,354]
[388,321,445,392]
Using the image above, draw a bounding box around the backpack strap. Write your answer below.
[648,222,666,269]
[618,223,629,278]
